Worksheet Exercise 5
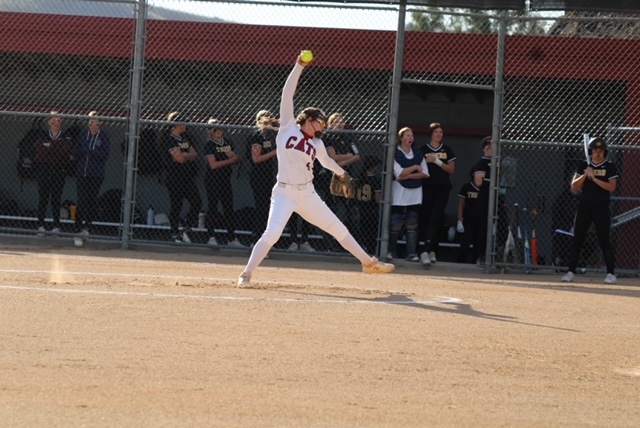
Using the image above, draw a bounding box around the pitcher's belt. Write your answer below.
[278,181,312,190]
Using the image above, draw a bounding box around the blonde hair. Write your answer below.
[161,111,187,134]
[397,127,413,144]
[88,111,100,123]
[255,110,272,126]
[48,111,61,125]
[256,110,279,133]
[328,112,343,129]
[428,122,442,136]
[167,111,181,122]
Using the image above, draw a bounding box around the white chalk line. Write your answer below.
[0,283,463,307]
[0,268,230,283]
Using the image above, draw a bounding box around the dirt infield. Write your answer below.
[1,242,639,427]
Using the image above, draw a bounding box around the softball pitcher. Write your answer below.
[238,53,394,286]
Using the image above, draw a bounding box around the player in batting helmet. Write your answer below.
[588,137,608,156]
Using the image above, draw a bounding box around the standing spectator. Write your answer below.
[237,53,394,286]
[160,112,202,244]
[73,111,111,240]
[324,113,361,229]
[418,122,456,266]
[34,111,74,235]
[388,127,429,262]
[203,118,243,248]
[471,136,508,266]
[247,110,278,246]
[561,137,618,284]
[455,178,482,264]
[357,156,383,255]
[470,136,493,266]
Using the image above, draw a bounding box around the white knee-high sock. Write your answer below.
[338,234,374,266]
[242,239,272,274]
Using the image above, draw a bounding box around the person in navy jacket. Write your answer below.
[73,111,111,235]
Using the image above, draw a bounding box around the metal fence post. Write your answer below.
[485,10,508,272]
[380,0,406,260]
[121,0,147,250]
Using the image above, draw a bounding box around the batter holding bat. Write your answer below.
[561,137,618,284]
[238,52,394,286]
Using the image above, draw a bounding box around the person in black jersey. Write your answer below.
[470,136,493,265]
[160,112,202,244]
[203,118,243,248]
[455,177,482,264]
[247,110,278,246]
[33,111,74,235]
[417,122,456,266]
[357,156,383,255]
[561,137,619,284]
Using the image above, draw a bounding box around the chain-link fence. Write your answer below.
[1,0,639,276]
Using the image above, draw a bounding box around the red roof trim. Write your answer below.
[1,12,639,81]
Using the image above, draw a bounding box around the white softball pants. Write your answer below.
[242,182,373,274]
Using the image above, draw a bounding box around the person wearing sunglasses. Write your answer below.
[237,52,395,286]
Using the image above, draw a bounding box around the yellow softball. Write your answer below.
[300,50,314,63]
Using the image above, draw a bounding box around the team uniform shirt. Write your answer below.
[323,132,359,175]
[419,143,456,189]
[471,156,491,204]
[357,172,382,207]
[162,133,198,177]
[392,148,428,206]
[248,128,277,181]
[458,181,482,221]
[276,64,344,185]
[576,159,618,203]
[204,138,235,180]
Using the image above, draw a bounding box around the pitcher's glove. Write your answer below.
[330,172,357,199]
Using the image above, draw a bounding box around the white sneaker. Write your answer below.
[227,238,244,248]
[561,271,575,283]
[429,251,437,263]
[386,252,394,262]
[36,226,46,237]
[363,257,395,274]
[288,242,299,251]
[207,236,219,246]
[604,273,617,285]
[299,241,316,252]
[51,227,60,234]
[420,252,431,266]
[238,272,252,287]
[406,253,419,262]
[181,231,192,244]
[73,237,84,247]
